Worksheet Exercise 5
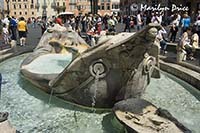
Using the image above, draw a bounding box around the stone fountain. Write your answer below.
[19,23,191,132]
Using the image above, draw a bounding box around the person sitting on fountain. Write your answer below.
[156,25,167,55]
[189,28,199,60]
[177,27,192,61]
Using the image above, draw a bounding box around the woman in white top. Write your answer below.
[194,17,200,38]
[137,11,143,31]
[151,12,162,25]
[189,28,199,60]
[2,23,10,45]
[156,27,167,54]
[177,27,191,61]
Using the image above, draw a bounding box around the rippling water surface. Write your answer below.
[0,54,199,133]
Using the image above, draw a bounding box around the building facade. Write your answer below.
[4,0,37,19]
[3,0,121,19]
[111,0,120,15]
[53,0,66,14]
[66,0,120,16]
[3,0,66,19]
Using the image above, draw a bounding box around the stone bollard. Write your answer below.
[10,40,17,52]
[177,50,186,63]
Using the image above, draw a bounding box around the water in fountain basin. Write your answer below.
[48,87,54,106]
[91,70,100,109]
[0,53,199,132]
[144,72,200,133]
[0,54,115,132]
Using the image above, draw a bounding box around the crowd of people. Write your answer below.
[0,10,200,61]
[1,16,28,46]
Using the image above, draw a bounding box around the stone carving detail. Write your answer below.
[20,23,161,108]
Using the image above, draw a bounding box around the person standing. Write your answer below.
[177,27,191,62]
[103,15,109,30]
[55,16,63,26]
[169,14,179,43]
[75,16,81,34]
[181,13,191,33]
[17,17,28,46]
[108,16,117,32]
[81,15,87,32]
[32,17,37,28]
[9,16,17,41]
[123,15,131,32]
[137,11,143,31]
[2,23,10,45]
[156,26,167,55]
[70,16,76,30]
[169,23,178,43]
[40,17,47,35]
[2,16,10,28]
[151,12,162,24]
[194,17,200,38]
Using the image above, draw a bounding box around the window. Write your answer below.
[112,4,119,9]
[57,2,59,6]
[14,5,16,9]
[63,2,65,6]
[18,0,21,2]
[19,4,21,8]
[70,5,76,10]
[30,4,34,8]
[25,4,27,8]
[101,3,104,10]
[32,12,34,15]
[14,12,16,15]
[19,12,22,15]
[70,0,76,3]
[106,3,110,10]
[25,12,27,15]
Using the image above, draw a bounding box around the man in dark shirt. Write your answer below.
[124,15,131,32]
[9,16,17,41]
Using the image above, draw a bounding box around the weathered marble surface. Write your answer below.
[113,98,191,133]
[0,112,16,133]
[0,120,16,133]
